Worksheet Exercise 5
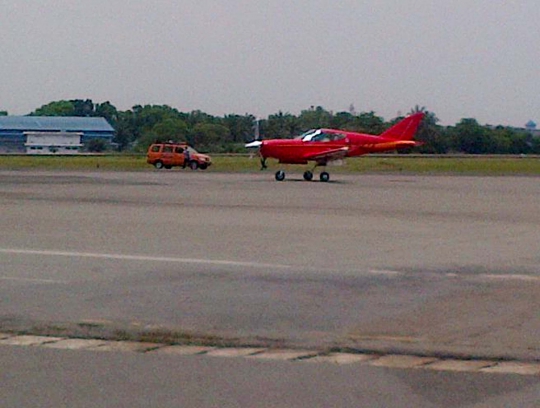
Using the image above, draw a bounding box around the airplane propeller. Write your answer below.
[245,140,267,170]
[245,140,263,148]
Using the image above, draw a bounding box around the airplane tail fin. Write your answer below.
[380,112,424,140]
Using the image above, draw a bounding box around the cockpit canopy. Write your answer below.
[298,129,346,143]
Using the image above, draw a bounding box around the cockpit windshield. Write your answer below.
[296,129,320,141]
[298,129,346,143]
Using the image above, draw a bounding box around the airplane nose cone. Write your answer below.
[245,140,263,148]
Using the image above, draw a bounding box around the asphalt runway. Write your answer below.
[1,170,539,359]
[2,345,540,408]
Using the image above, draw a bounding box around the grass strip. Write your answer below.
[1,155,540,175]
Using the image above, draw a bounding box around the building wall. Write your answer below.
[25,132,83,155]
[0,116,114,152]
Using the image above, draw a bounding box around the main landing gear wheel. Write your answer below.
[303,171,313,181]
[275,170,285,181]
[320,172,330,182]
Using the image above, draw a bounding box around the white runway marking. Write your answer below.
[0,276,67,284]
[368,269,404,277]
[2,248,539,283]
[477,273,540,282]
[0,248,293,270]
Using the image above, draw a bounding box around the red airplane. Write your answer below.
[246,112,424,182]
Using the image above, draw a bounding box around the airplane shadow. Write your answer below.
[281,178,349,184]
[249,178,348,184]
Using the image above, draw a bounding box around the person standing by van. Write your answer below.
[183,147,191,168]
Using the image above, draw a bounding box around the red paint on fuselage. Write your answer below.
[256,113,424,165]
[260,139,344,164]
[259,113,424,165]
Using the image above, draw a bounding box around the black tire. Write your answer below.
[303,171,313,181]
[164,165,172,169]
[320,172,330,182]
[154,161,164,169]
[199,163,208,170]
[189,161,199,170]
[275,170,285,181]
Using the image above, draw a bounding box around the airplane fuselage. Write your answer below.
[259,132,417,165]
[260,139,341,164]
[246,113,424,181]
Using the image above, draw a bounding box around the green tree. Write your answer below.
[133,117,189,152]
[451,119,492,154]
[186,110,218,128]
[191,123,230,151]
[31,100,75,116]
[530,136,540,154]
[329,111,355,129]
[0,111,7,116]
[132,104,183,132]
[85,138,107,152]
[298,106,332,130]
[71,99,95,116]
[408,106,448,153]
[508,132,532,154]
[95,101,118,126]
[114,110,139,151]
[222,114,257,143]
[151,117,189,141]
[351,111,385,134]
[265,111,301,139]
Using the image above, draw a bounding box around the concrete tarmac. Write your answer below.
[2,345,540,408]
[1,170,539,359]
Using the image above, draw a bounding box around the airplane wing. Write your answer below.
[374,140,419,150]
[303,146,349,163]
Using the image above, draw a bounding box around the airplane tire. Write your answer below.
[320,172,330,182]
[275,170,285,181]
[303,171,313,181]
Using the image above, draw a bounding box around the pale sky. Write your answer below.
[1,0,538,126]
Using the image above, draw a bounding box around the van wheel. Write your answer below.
[164,165,172,169]
[199,163,208,170]
[154,161,164,169]
[189,161,199,170]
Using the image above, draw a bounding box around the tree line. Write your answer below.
[10,99,539,154]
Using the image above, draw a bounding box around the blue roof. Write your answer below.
[0,116,114,132]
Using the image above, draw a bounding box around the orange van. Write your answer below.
[147,143,212,170]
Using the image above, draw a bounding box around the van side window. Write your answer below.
[175,146,184,153]
[163,146,173,153]
[151,145,160,152]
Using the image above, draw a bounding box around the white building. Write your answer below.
[24,132,83,154]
